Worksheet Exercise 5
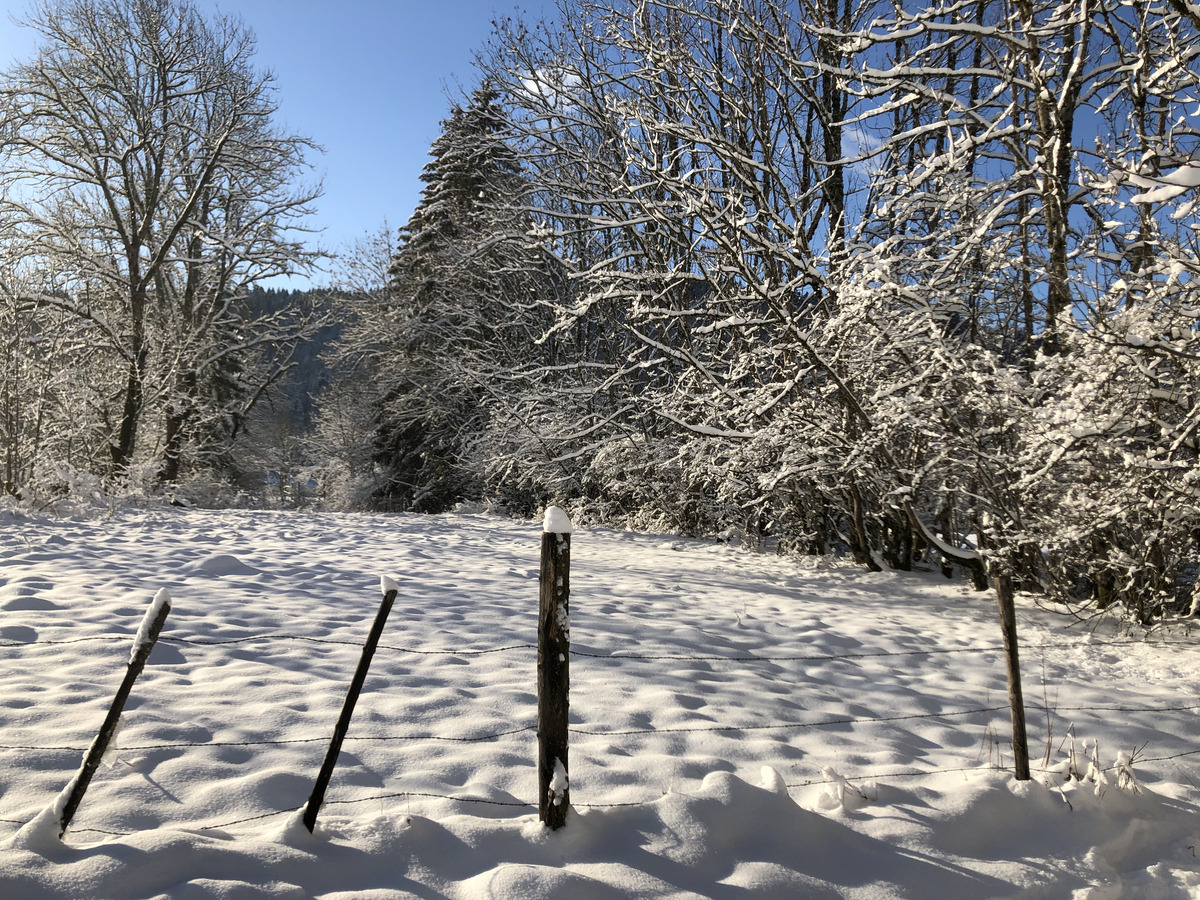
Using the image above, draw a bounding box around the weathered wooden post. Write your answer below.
[57,589,172,837]
[302,577,398,833]
[994,569,1031,780]
[538,506,571,829]
[903,500,1028,780]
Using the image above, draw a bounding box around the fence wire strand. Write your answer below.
[1,696,1197,756]
[570,705,1008,737]
[0,634,536,656]
[4,633,1197,663]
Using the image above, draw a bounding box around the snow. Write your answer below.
[548,758,568,806]
[1129,165,1200,204]
[380,575,400,597]
[0,508,1198,898]
[130,588,171,665]
[10,777,76,854]
[542,505,572,534]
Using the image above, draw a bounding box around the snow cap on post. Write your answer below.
[131,589,172,664]
[543,506,573,535]
[380,575,400,596]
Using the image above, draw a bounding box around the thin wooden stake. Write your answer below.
[906,500,1028,777]
[58,589,172,837]
[994,570,1031,780]
[302,579,397,833]
[538,507,571,829]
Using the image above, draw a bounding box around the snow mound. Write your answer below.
[5,770,1200,898]
[543,506,572,534]
[191,554,259,577]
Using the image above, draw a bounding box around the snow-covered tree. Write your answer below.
[0,248,112,491]
[479,1,998,552]
[0,0,322,487]
[831,0,1200,611]
[323,0,1200,622]
[359,84,560,511]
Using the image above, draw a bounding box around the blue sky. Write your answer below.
[0,0,551,285]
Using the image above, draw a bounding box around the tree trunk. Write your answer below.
[903,500,988,591]
[160,404,184,484]
[111,345,147,476]
[159,371,197,484]
[848,484,880,571]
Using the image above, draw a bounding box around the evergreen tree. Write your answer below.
[372,83,551,511]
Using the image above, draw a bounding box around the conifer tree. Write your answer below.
[373,83,549,511]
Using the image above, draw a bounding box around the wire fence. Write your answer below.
[0,621,1197,838]
[4,631,1196,656]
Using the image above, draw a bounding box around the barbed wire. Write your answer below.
[0,707,1008,754]
[0,633,536,656]
[1,695,1196,756]
[2,613,1197,841]
[38,789,542,838]
[572,636,1200,663]
[569,645,1011,662]
[786,764,1009,789]
[3,633,1196,664]
[1136,747,1200,764]
[324,790,535,812]
[4,738,1198,840]
[570,705,1008,737]
[1031,702,1200,714]
[66,826,128,837]
[0,635,129,648]
[0,724,538,755]
[196,806,301,831]
[14,746,1195,841]
[786,749,1200,790]
[167,636,539,656]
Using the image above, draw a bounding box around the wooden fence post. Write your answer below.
[302,577,397,833]
[58,589,172,837]
[905,499,1029,779]
[994,569,1031,780]
[539,507,571,829]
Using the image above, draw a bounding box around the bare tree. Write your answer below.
[0,0,322,482]
[464,0,1200,623]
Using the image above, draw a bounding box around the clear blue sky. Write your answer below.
[0,0,552,286]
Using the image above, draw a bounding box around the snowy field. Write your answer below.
[0,507,1198,899]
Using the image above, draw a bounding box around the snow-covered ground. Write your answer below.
[0,507,1198,899]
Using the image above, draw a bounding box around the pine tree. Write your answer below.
[373,83,547,511]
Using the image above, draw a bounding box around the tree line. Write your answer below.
[327,0,1200,623]
[2,0,1198,624]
